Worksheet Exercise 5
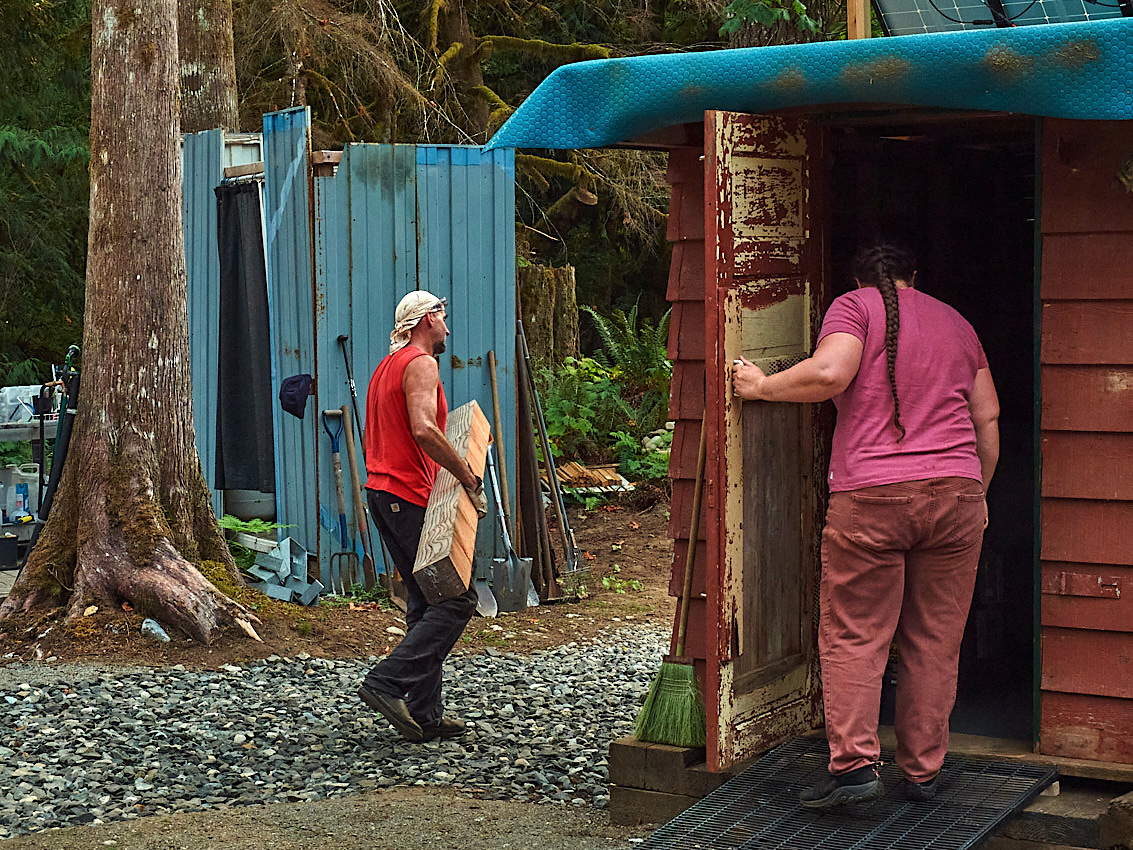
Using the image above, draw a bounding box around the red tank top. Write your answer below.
[364,347,448,507]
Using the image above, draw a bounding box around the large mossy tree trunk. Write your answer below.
[0,0,258,644]
[518,263,579,365]
[178,0,240,133]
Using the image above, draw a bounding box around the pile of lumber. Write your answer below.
[543,461,633,493]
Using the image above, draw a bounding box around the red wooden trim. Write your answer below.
[1041,432,1133,500]
[704,109,724,772]
[669,300,706,361]
[1041,119,1133,235]
[668,361,706,420]
[1040,691,1133,764]
[1042,302,1133,364]
[668,418,704,480]
[1041,498,1133,565]
[666,240,707,302]
[1042,562,1133,632]
[1041,233,1133,300]
[1041,627,1133,699]
[1041,366,1133,432]
[668,538,710,599]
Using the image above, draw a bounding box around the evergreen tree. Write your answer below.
[0,0,90,381]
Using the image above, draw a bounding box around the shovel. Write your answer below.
[485,444,534,613]
[322,409,358,593]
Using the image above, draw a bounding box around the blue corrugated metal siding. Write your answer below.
[311,142,517,578]
[417,146,517,568]
[186,110,517,584]
[263,108,319,553]
[182,129,224,518]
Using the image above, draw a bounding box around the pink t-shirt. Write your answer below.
[818,287,988,492]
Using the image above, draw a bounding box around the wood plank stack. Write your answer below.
[412,400,491,602]
[542,461,631,491]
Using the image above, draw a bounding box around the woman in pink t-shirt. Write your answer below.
[734,243,1000,810]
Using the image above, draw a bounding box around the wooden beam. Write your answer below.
[847,0,871,39]
[222,161,264,179]
[412,400,491,602]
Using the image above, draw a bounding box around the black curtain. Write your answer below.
[214,181,275,493]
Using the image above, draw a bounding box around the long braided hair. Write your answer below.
[851,243,916,441]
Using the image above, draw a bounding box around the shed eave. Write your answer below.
[486,18,1133,151]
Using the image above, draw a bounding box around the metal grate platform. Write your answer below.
[640,737,1058,850]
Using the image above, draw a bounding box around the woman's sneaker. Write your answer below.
[799,764,884,809]
[902,773,941,801]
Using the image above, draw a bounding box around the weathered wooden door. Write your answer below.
[704,111,826,770]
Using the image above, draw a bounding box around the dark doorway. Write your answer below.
[825,115,1038,742]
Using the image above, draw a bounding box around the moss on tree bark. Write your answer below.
[0,0,258,644]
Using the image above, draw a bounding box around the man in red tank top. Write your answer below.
[357,290,487,742]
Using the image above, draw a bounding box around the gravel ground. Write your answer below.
[0,625,668,842]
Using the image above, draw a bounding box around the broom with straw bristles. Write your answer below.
[634,416,708,748]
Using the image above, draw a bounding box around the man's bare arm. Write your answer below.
[403,355,479,490]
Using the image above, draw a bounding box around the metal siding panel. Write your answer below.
[313,163,348,579]
[345,144,420,579]
[417,146,516,570]
[263,108,318,554]
[183,129,225,518]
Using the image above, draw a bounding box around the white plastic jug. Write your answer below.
[5,464,38,517]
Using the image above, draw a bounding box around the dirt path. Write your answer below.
[0,788,655,850]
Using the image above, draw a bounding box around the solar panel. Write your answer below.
[874,0,1129,36]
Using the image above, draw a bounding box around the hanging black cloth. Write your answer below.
[214,181,276,493]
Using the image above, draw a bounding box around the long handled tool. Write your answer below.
[634,416,708,747]
[322,409,358,594]
[514,348,559,600]
[486,350,512,530]
[486,444,534,612]
[517,318,579,573]
[337,333,405,609]
[339,404,377,590]
[336,334,366,457]
[487,350,537,609]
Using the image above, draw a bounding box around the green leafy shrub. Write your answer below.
[581,304,672,401]
[533,356,632,462]
[217,514,293,574]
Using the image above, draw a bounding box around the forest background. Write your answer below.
[0,0,859,472]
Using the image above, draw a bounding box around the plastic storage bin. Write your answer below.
[0,385,42,423]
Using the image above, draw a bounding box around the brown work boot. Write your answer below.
[358,686,423,742]
[419,716,466,741]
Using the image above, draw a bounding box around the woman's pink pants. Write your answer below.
[819,477,986,783]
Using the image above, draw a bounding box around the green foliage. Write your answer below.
[532,352,672,487]
[582,304,672,399]
[0,0,89,377]
[601,564,643,593]
[612,428,672,485]
[720,0,820,36]
[217,514,294,574]
[534,356,632,462]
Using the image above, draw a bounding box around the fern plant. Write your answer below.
[581,304,672,399]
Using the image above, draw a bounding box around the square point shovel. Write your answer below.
[486,445,533,613]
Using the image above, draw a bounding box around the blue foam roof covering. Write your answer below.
[486,18,1133,151]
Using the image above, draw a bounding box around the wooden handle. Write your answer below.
[675,417,708,658]
[487,350,512,521]
[340,405,369,556]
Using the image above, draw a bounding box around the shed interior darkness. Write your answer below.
[825,115,1038,742]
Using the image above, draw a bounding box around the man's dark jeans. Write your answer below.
[363,489,476,726]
